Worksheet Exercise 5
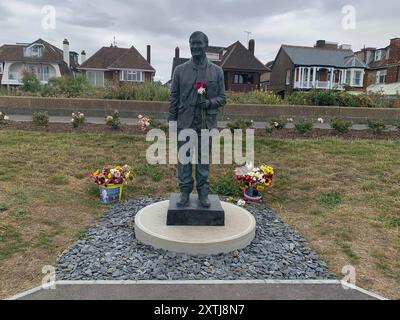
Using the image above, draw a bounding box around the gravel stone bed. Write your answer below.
[56,197,336,281]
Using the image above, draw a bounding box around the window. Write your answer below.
[233,73,254,85]
[86,71,104,86]
[24,44,44,58]
[345,70,351,84]
[120,70,144,82]
[352,70,363,86]
[0,63,3,74]
[285,70,291,85]
[374,50,385,61]
[376,70,387,84]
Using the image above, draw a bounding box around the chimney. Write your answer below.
[175,46,180,59]
[315,40,326,48]
[63,39,70,67]
[388,38,400,63]
[248,39,255,55]
[147,45,151,65]
[81,50,86,64]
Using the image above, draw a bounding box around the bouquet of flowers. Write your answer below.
[196,81,207,129]
[90,165,133,186]
[235,163,274,200]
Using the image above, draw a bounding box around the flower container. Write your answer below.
[99,184,123,204]
[243,186,262,202]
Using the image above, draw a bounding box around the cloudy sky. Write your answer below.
[0,0,399,83]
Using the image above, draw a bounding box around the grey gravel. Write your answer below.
[56,197,336,280]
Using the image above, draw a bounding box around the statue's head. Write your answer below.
[189,31,208,59]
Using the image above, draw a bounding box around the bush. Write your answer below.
[367,119,386,134]
[331,117,353,134]
[103,82,169,101]
[48,75,93,98]
[0,111,9,124]
[268,118,287,130]
[395,121,400,130]
[294,119,313,134]
[21,71,41,93]
[71,112,86,128]
[32,111,49,126]
[226,119,253,132]
[105,110,122,129]
[227,89,283,105]
[149,117,168,132]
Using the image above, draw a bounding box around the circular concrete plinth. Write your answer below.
[134,201,256,255]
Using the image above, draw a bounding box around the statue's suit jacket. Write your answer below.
[168,58,226,129]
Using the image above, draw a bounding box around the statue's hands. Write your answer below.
[199,100,211,110]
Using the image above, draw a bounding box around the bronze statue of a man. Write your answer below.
[168,31,226,207]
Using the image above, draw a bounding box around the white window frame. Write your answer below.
[351,69,364,87]
[285,69,291,85]
[376,70,387,84]
[120,70,144,82]
[86,70,104,86]
[24,44,44,58]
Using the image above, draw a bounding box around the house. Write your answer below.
[0,38,79,86]
[79,44,155,86]
[269,40,368,97]
[171,40,269,92]
[260,60,273,89]
[355,38,400,93]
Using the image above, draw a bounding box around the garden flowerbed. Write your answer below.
[0,120,399,140]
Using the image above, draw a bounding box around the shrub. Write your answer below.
[71,112,86,128]
[32,111,49,126]
[226,119,253,132]
[294,119,313,134]
[331,117,353,133]
[395,121,400,130]
[227,89,283,105]
[149,117,168,132]
[103,82,169,101]
[48,75,93,98]
[21,71,41,93]
[367,119,386,134]
[286,91,311,105]
[268,118,287,130]
[0,111,9,124]
[105,110,122,129]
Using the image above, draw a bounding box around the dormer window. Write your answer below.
[374,50,385,61]
[24,44,44,58]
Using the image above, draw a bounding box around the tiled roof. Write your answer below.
[0,38,64,64]
[282,45,367,68]
[80,46,154,71]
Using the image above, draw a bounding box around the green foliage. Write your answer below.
[227,89,283,105]
[377,213,400,227]
[226,119,253,132]
[103,82,170,101]
[105,110,122,129]
[317,191,342,208]
[210,177,240,197]
[286,90,379,108]
[294,119,313,134]
[32,111,49,126]
[331,117,353,134]
[48,75,94,98]
[149,117,168,132]
[367,119,386,134]
[268,118,287,130]
[340,243,359,263]
[21,71,41,93]
[395,121,400,131]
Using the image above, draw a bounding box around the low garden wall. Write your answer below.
[1,96,399,124]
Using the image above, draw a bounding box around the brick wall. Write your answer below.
[387,38,400,83]
[269,49,294,96]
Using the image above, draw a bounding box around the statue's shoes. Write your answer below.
[177,193,190,207]
[198,194,211,208]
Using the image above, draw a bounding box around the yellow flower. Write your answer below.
[93,170,99,176]
[107,173,112,179]
[115,166,122,170]
[256,185,265,191]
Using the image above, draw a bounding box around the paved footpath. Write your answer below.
[8,114,391,131]
[7,280,386,300]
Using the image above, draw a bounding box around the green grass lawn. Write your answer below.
[0,130,399,299]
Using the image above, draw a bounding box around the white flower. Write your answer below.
[287,118,294,122]
[197,88,206,95]
[70,118,74,122]
[237,199,246,207]
[4,116,9,120]
[0,112,3,116]
[318,117,324,124]
[274,121,279,127]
